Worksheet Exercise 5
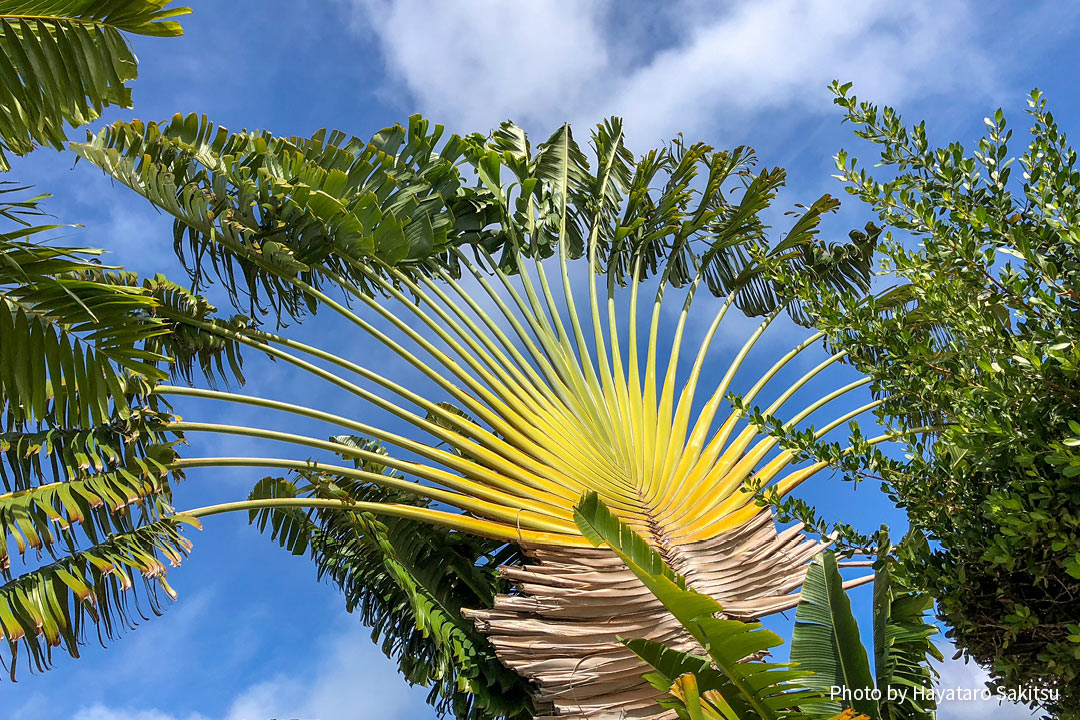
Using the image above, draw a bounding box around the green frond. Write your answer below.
[71,112,491,322]
[0,0,189,170]
[140,275,247,387]
[1,188,242,452]
[247,475,312,556]
[1,189,166,431]
[0,515,197,679]
[248,439,533,720]
[0,406,173,488]
[0,280,171,424]
[790,537,941,720]
[0,445,177,573]
[573,490,682,587]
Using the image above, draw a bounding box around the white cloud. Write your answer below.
[73,707,210,720]
[69,623,429,720]
[345,0,611,132]
[342,0,998,141]
[935,649,1039,720]
[219,624,427,720]
[599,1,993,142]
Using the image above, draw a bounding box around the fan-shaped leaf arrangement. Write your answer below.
[3,112,882,717]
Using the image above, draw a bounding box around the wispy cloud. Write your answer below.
[73,707,210,720]
[343,0,999,141]
[69,621,430,720]
[343,0,611,132]
[935,646,1038,720]
[220,622,429,720]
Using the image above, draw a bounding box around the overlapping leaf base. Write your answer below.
[466,511,830,719]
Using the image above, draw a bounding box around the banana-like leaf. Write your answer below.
[0,188,174,418]
[0,408,166,490]
[248,437,533,720]
[0,188,245,681]
[71,113,489,322]
[0,515,197,679]
[0,190,223,420]
[0,0,189,170]
[0,282,169,422]
[574,492,827,720]
[140,275,247,388]
[0,444,176,572]
[873,532,941,720]
[72,114,874,325]
[1,189,243,461]
[790,552,878,717]
[791,542,941,720]
[574,490,683,588]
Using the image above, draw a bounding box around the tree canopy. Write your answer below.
[772,83,1080,717]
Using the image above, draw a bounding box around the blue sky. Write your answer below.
[4,1,1077,718]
